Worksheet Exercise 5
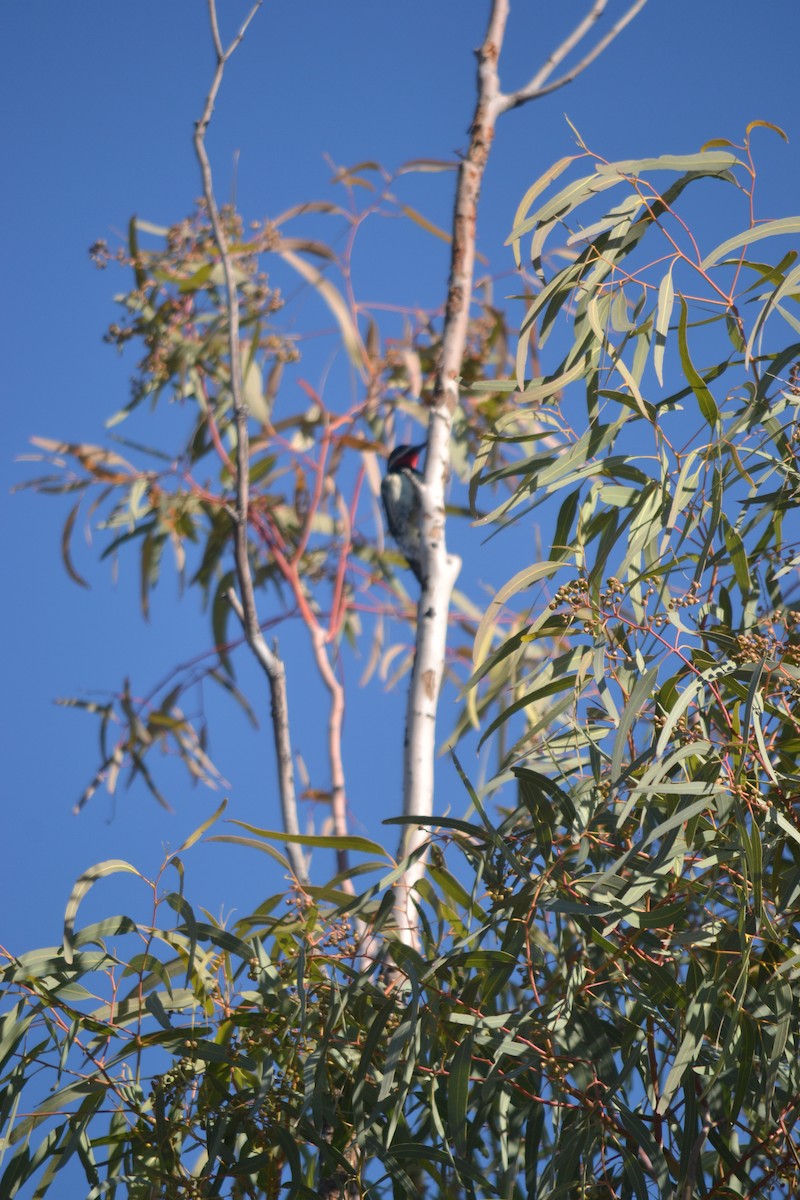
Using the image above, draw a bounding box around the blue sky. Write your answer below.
[3,1,800,954]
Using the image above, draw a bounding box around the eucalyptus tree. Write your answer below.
[6,2,800,1198]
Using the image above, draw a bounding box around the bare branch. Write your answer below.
[210,0,261,65]
[194,1,261,634]
[309,627,350,878]
[510,0,609,97]
[227,590,308,883]
[207,0,225,61]
[395,0,509,945]
[498,0,648,113]
[195,0,308,884]
[395,0,646,946]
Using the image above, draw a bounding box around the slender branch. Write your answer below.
[328,474,361,642]
[194,0,308,884]
[310,628,349,876]
[680,1114,711,1200]
[293,428,331,565]
[227,591,308,883]
[517,0,609,96]
[208,0,260,65]
[247,502,355,880]
[498,0,648,112]
[194,2,261,619]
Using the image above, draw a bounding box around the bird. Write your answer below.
[381,443,426,584]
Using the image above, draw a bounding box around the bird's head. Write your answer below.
[387,443,426,473]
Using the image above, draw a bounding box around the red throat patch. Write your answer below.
[393,443,425,471]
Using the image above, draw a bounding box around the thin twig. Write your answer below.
[520,0,609,95]
[498,0,648,112]
[328,473,362,642]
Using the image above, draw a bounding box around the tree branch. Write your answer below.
[395,0,509,945]
[498,0,648,112]
[194,0,309,885]
[227,590,308,883]
[310,627,349,877]
[396,0,645,945]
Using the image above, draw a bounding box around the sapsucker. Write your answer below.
[381,443,426,584]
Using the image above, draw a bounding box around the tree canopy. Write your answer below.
[5,3,800,1197]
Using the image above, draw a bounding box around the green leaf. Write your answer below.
[476,670,581,751]
[278,247,366,376]
[701,216,800,269]
[222,821,390,857]
[657,978,716,1114]
[595,150,739,177]
[473,561,563,668]
[447,1034,473,1157]
[653,261,675,386]
[744,260,800,368]
[451,753,529,877]
[721,515,752,595]
[60,501,90,589]
[611,667,659,799]
[242,356,270,424]
[206,833,291,870]
[176,797,228,852]
[676,295,719,426]
[62,860,143,965]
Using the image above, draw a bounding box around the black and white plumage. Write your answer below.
[381,443,426,584]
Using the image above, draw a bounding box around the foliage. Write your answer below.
[3,744,800,1199]
[6,120,800,1197]
[467,125,800,1194]
[21,175,537,812]
[473,126,800,852]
